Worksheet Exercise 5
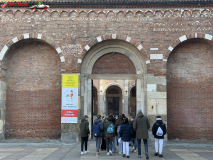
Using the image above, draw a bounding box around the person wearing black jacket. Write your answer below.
[152,115,167,158]
[119,118,133,158]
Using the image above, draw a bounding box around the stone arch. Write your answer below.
[81,34,149,67]
[105,84,123,115]
[80,36,148,121]
[0,33,65,71]
[165,32,213,62]
[104,83,124,95]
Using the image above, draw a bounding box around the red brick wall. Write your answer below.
[92,53,136,74]
[3,39,61,139]
[167,39,213,141]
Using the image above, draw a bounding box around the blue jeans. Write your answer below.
[95,137,102,152]
[130,137,137,150]
[137,139,148,156]
[112,137,117,152]
[119,141,123,153]
[105,138,113,152]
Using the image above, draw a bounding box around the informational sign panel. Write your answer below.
[61,75,79,123]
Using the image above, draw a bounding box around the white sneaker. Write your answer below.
[131,148,135,152]
[109,150,112,155]
[107,152,110,155]
[85,150,89,154]
[134,149,137,153]
[119,152,122,154]
[81,152,84,155]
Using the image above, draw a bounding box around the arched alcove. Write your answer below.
[167,38,213,141]
[2,39,61,139]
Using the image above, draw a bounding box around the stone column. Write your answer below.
[0,81,6,140]
[99,79,105,116]
[124,80,129,116]
[136,79,142,113]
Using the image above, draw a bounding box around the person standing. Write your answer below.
[152,115,167,158]
[129,116,137,153]
[109,113,116,153]
[133,109,150,159]
[119,118,133,158]
[103,117,115,156]
[79,115,90,155]
[93,114,103,156]
[101,118,107,151]
[115,115,124,154]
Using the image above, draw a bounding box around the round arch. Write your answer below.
[81,39,147,75]
[0,32,65,71]
[80,38,147,122]
[165,32,213,61]
[104,83,124,95]
[105,85,123,116]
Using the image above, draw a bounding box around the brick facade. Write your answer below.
[0,6,213,141]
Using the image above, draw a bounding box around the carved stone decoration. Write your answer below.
[42,10,50,18]
[155,11,163,18]
[22,10,31,18]
[201,10,210,17]
[98,11,106,20]
[70,11,78,18]
[126,11,134,18]
[33,10,41,18]
[135,11,143,18]
[14,10,22,18]
[192,10,200,17]
[182,10,191,17]
[173,10,181,17]
[6,10,14,19]
[88,11,97,19]
[51,11,59,18]
[79,11,87,18]
[164,10,172,17]
[60,11,69,17]
[144,11,153,17]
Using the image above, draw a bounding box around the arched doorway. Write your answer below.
[106,85,123,115]
[2,39,61,139]
[167,38,213,141]
[80,39,147,130]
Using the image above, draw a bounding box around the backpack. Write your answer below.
[107,124,114,134]
[156,123,164,136]
[93,122,100,137]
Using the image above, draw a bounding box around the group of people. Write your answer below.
[79,109,167,159]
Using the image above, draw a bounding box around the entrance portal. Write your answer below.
[80,39,147,132]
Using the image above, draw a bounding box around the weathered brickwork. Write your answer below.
[0,6,213,140]
[92,53,136,74]
[167,39,213,141]
[3,39,61,139]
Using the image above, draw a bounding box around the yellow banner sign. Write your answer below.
[62,75,79,88]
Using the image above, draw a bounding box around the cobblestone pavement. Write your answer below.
[0,139,213,160]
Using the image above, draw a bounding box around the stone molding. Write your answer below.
[0,33,66,71]
[0,8,213,19]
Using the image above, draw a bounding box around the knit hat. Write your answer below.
[137,109,142,114]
